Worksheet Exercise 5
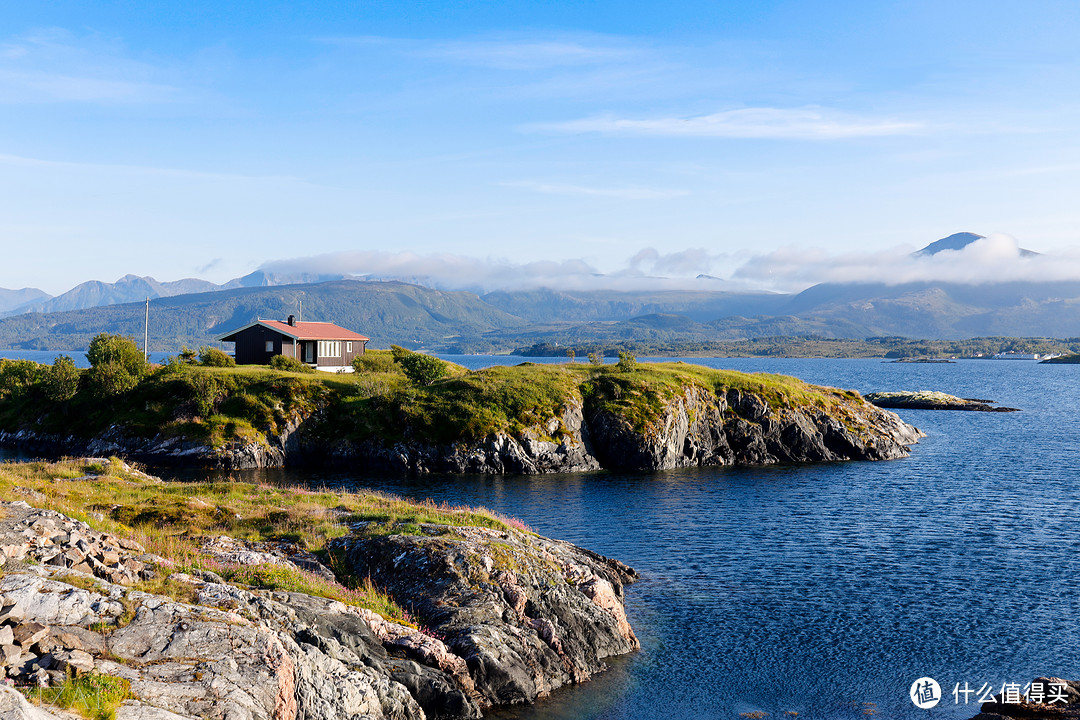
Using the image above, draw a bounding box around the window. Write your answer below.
[347,342,352,352]
[265,340,274,352]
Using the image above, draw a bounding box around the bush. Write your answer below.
[44,355,80,402]
[188,373,228,417]
[86,333,147,377]
[269,354,315,373]
[178,346,198,364]
[391,345,447,386]
[352,352,396,374]
[85,361,139,398]
[0,359,47,399]
[587,352,603,366]
[198,346,235,367]
[616,351,637,372]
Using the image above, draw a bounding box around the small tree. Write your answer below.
[86,334,147,376]
[198,346,235,367]
[85,334,147,398]
[178,346,198,364]
[616,351,637,372]
[44,355,80,402]
[587,352,603,366]
[390,345,447,386]
[566,349,576,363]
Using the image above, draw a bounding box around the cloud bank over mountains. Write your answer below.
[259,233,1076,294]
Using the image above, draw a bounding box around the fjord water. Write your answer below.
[164,359,1080,718]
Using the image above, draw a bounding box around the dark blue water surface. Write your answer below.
[28,356,1080,719]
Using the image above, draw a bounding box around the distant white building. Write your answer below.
[992,351,1041,360]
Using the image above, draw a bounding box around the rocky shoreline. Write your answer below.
[1,384,924,473]
[0,474,638,720]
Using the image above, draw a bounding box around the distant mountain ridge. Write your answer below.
[4,270,351,317]
[4,232,1077,351]
[0,287,50,315]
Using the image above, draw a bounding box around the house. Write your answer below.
[216,315,369,371]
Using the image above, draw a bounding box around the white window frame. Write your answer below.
[347,341,352,352]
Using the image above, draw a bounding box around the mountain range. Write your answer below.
[3,232,1078,351]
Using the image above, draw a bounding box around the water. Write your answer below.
[24,355,1080,719]
[0,349,174,368]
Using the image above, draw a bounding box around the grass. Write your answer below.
[25,673,133,720]
[0,458,530,623]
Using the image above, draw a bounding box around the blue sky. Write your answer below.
[4,0,1080,294]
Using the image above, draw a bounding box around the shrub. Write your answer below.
[391,345,447,386]
[86,333,147,377]
[188,373,228,417]
[85,362,139,398]
[616,351,638,372]
[352,353,396,374]
[269,354,315,373]
[587,352,603,366]
[198,346,235,367]
[44,355,80,402]
[178,346,198,364]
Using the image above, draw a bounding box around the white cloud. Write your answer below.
[502,180,688,200]
[734,233,1080,290]
[531,106,924,139]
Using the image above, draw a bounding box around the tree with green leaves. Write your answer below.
[85,333,147,397]
[44,355,80,402]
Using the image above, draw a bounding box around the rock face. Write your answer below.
[0,380,922,474]
[302,387,922,474]
[0,501,638,720]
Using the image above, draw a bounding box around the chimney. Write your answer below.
[287,314,296,326]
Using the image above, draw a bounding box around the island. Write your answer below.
[0,341,923,472]
[0,458,638,719]
[864,390,1020,412]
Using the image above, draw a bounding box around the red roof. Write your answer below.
[257,320,370,341]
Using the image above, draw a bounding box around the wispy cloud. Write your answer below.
[0,28,178,104]
[502,180,688,200]
[425,37,641,70]
[259,248,734,293]
[531,106,925,140]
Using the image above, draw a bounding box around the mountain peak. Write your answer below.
[915,232,986,256]
[915,232,1039,257]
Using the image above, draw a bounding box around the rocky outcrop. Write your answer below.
[0,501,638,719]
[333,524,639,708]
[585,385,922,470]
[866,390,1020,412]
[300,386,921,474]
